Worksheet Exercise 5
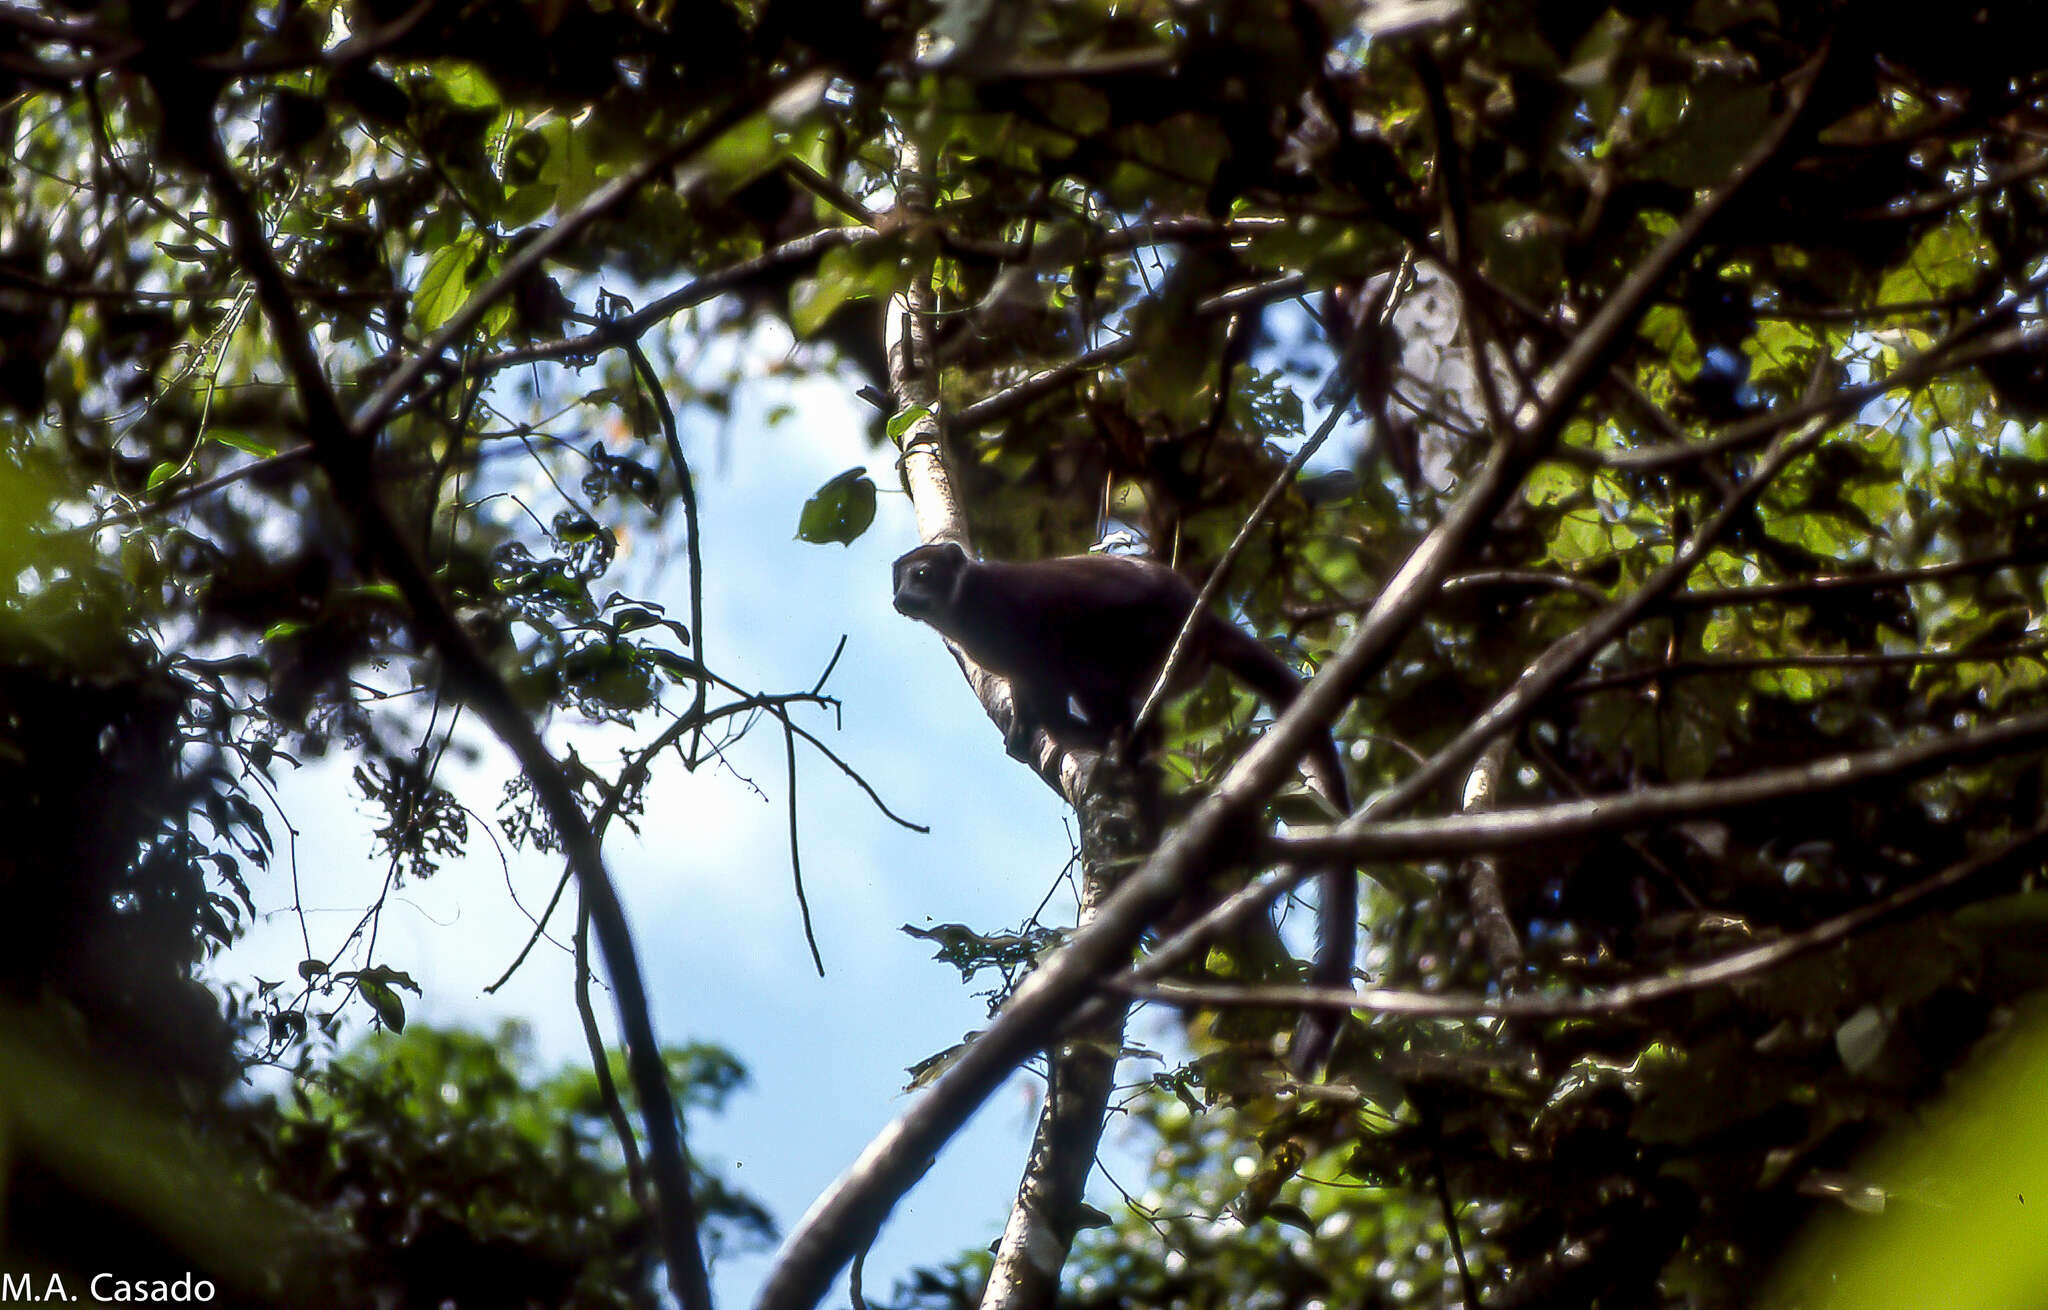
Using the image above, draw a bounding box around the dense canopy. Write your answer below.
[5,1,2048,1307]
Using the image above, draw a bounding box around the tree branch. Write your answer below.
[753,52,1820,1310]
[949,275,1304,434]
[1456,735,1524,971]
[1141,405,1832,990]
[1579,326,2029,473]
[181,90,717,1310]
[468,225,870,377]
[1124,66,1828,992]
[1664,548,2048,609]
[351,72,828,442]
[1567,635,2048,696]
[1136,823,2048,1019]
[1276,705,2048,865]
[978,764,1141,1310]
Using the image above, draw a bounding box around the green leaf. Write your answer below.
[1025,82,1111,138]
[1525,463,1589,508]
[535,116,599,209]
[429,60,501,110]
[886,404,932,441]
[1641,85,1774,188]
[646,648,706,681]
[796,468,877,546]
[500,183,557,228]
[360,979,406,1032]
[790,241,897,339]
[415,236,480,333]
[354,965,420,993]
[205,429,276,457]
[345,582,405,604]
[699,115,782,196]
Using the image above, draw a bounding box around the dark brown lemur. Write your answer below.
[891,540,1355,1073]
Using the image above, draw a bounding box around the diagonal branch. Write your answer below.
[1128,70,1831,992]
[180,93,717,1310]
[1663,548,2048,609]
[468,225,871,377]
[1139,407,1832,982]
[1129,262,1402,744]
[1579,325,2030,473]
[978,769,1141,1310]
[753,51,1824,1310]
[351,72,828,442]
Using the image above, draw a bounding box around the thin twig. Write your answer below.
[1664,548,2048,608]
[482,677,908,995]
[624,336,710,762]
[575,895,649,1206]
[1427,1111,1482,1309]
[781,719,825,975]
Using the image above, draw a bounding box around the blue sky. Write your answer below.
[224,365,1144,1304]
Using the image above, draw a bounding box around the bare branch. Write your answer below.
[1141,409,1833,990]
[1137,824,2048,1019]
[1567,635,2048,696]
[1276,706,2048,865]
[1456,736,1523,970]
[470,226,870,376]
[1580,327,2028,473]
[779,718,825,976]
[1665,549,2048,608]
[574,899,648,1207]
[979,768,1140,1310]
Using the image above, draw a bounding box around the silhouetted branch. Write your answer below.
[184,91,718,1310]
[1567,635,2048,696]
[1275,706,2048,865]
[1136,824,2048,1018]
[352,74,828,441]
